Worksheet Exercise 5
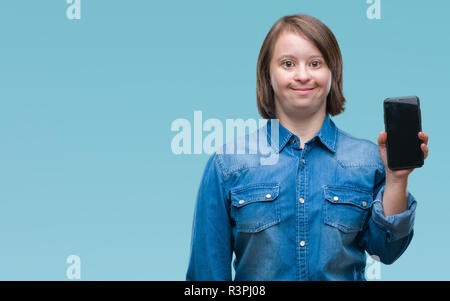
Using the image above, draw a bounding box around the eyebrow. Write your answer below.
[276,54,323,61]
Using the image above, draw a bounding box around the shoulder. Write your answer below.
[334,128,383,169]
[211,126,270,179]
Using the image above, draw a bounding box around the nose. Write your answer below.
[293,64,312,82]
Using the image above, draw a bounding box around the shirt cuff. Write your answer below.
[371,186,417,242]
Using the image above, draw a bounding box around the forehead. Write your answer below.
[272,30,322,58]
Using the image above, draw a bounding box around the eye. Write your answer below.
[282,60,294,68]
[310,60,322,68]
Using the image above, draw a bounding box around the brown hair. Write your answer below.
[256,14,345,119]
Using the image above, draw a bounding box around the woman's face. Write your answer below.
[269,30,332,119]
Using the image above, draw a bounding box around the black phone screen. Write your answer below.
[384,97,423,170]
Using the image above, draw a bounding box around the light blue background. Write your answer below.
[0,0,448,280]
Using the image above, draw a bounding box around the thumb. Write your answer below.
[377,131,387,145]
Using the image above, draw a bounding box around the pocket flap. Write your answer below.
[323,186,373,210]
[231,184,279,208]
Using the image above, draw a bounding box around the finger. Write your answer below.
[418,132,429,145]
[377,131,387,145]
[421,143,429,160]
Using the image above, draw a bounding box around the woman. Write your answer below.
[186,14,429,281]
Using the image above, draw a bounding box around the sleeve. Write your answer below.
[186,153,233,280]
[357,164,417,265]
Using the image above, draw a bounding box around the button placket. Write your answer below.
[297,148,308,280]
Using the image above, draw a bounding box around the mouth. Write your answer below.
[291,87,315,95]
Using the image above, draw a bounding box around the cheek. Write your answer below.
[326,72,332,92]
[270,70,289,93]
[270,72,282,93]
[270,75,278,92]
[318,70,332,92]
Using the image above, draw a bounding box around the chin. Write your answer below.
[289,98,324,113]
[290,97,315,107]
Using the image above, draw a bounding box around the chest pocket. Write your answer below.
[230,184,280,233]
[323,186,373,233]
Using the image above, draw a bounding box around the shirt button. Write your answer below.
[300,241,306,247]
[333,196,339,201]
[239,200,245,205]
[362,201,367,207]
[302,159,306,164]
[299,198,305,204]
[265,194,272,199]
[293,138,297,143]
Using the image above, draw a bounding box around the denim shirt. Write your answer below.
[186,114,417,281]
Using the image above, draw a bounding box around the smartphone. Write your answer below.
[383,96,424,170]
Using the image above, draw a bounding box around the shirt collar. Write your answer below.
[266,114,337,153]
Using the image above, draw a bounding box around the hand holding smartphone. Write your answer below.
[383,96,424,170]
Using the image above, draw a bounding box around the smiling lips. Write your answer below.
[291,87,315,95]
